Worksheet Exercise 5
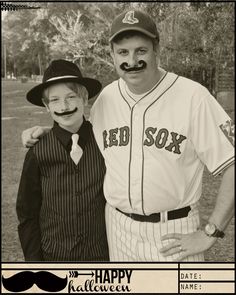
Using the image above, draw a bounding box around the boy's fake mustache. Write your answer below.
[120,60,146,72]
[2,271,68,292]
[54,107,78,116]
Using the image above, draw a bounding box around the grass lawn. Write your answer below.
[1,80,234,262]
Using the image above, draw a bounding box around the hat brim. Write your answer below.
[109,27,157,42]
[26,77,102,107]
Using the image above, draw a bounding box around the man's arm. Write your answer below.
[208,163,234,229]
[22,126,51,147]
[16,149,43,261]
[160,164,234,261]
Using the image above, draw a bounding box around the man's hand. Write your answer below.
[160,230,217,261]
[21,126,51,148]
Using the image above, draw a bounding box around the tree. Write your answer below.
[137,2,234,93]
[39,2,132,83]
[1,1,234,91]
[2,7,50,77]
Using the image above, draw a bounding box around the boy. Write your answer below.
[16,59,109,261]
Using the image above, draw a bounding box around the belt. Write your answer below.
[116,206,191,223]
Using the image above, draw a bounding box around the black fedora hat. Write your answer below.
[26,59,102,107]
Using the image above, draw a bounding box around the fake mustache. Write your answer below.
[2,271,68,292]
[120,60,146,72]
[54,107,78,117]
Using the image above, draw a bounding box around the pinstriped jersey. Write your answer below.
[90,72,234,215]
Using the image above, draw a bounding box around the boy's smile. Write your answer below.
[54,107,78,117]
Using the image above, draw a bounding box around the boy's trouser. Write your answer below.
[105,202,204,261]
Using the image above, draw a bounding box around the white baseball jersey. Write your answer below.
[90,72,235,215]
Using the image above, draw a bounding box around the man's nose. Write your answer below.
[127,53,138,67]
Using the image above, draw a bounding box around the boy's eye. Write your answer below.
[50,98,59,103]
[118,50,128,56]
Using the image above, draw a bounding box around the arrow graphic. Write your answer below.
[69,271,94,278]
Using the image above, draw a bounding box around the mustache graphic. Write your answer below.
[120,60,146,72]
[2,271,68,292]
[54,107,78,117]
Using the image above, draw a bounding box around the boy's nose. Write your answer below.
[60,99,70,110]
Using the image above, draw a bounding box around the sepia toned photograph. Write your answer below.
[1,0,235,289]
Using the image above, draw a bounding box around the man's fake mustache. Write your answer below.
[120,60,146,72]
[54,107,78,117]
[2,271,68,292]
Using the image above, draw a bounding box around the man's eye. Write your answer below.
[138,49,147,54]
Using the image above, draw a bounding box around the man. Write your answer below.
[22,10,234,261]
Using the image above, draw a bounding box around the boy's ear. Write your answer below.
[42,99,50,112]
[84,97,88,107]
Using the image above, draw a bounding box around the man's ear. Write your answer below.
[153,42,160,65]
[153,40,159,54]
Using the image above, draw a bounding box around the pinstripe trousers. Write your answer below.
[105,203,204,261]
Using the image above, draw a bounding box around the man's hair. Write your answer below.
[110,30,159,51]
[42,82,88,105]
